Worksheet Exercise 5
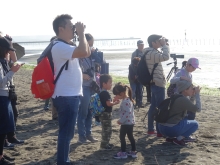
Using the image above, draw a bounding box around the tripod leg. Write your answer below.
[142,111,148,122]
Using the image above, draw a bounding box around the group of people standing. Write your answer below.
[0,13,202,165]
[129,35,201,146]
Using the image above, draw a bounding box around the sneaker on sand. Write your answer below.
[147,131,157,136]
[127,151,138,158]
[173,139,187,146]
[86,135,98,142]
[3,155,15,161]
[157,133,163,137]
[184,136,197,142]
[100,144,113,150]
[113,152,127,159]
[3,141,15,149]
[77,137,90,144]
[108,143,114,147]
[8,137,24,145]
[0,157,15,165]
[94,121,101,126]
[166,138,176,143]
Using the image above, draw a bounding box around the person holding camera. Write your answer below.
[51,14,90,165]
[0,37,24,165]
[170,58,201,120]
[77,33,99,143]
[158,80,201,146]
[144,34,170,137]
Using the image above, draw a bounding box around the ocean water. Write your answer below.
[17,39,220,88]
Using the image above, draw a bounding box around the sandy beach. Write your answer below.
[4,66,219,165]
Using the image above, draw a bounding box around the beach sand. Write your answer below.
[6,68,220,165]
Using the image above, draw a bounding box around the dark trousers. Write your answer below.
[6,99,18,140]
[146,85,151,102]
[95,116,100,122]
[120,125,136,152]
[0,134,6,155]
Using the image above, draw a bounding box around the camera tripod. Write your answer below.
[166,58,179,82]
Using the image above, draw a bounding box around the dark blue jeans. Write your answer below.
[77,86,94,138]
[52,96,80,165]
[158,119,199,138]
[0,96,15,134]
[130,81,143,106]
[148,85,165,132]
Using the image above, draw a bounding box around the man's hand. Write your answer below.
[194,86,201,94]
[159,38,166,46]
[10,63,22,72]
[75,22,85,37]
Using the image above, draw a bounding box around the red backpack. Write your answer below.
[31,40,68,99]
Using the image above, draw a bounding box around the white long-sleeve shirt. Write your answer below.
[119,98,135,125]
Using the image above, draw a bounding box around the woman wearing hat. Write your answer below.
[0,37,23,165]
[158,80,201,146]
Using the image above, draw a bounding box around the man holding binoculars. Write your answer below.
[51,14,90,165]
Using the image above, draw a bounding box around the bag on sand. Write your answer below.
[137,50,158,86]
[89,93,105,117]
[31,40,68,99]
[154,94,183,123]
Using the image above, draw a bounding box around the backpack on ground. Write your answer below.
[89,93,105,117]
[154,94,183,123]
[137,50,158,86]
[31,39,68,99]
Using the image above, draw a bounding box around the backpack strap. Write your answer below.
[54,60,69,84]
[51,39,70,84]
[144,50,158,83]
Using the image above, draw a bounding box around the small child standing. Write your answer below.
[112,82,137,159]
[99,74,120,150]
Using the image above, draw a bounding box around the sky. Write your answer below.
[0,0,220,40]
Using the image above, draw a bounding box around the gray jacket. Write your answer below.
[0,62,14,96]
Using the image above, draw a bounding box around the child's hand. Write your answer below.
[113,96,119,101]
[114,100,120,105]
[117,120,121,125]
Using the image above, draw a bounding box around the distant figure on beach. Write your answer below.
[143,34,170,137]
[113,83,137,159]
[51,14,90,165]
[158,80,201,146]
[170,58,201,120]
[128,57,144,108]
[77,33,99,143]
[0,37,24,164]
[99,74,120,150]
[130,40,151,106]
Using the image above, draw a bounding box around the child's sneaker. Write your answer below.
[127,151,137,158]
[95,121,101,126]
[113,152,127,159]
[100,144,113,150]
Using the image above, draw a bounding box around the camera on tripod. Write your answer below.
[170,54,184,59]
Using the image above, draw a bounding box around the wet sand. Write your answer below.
[5,67,220,165]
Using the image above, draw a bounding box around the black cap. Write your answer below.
[147,34,162,46]
[137,40,144,45]
[0,37,16,51]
